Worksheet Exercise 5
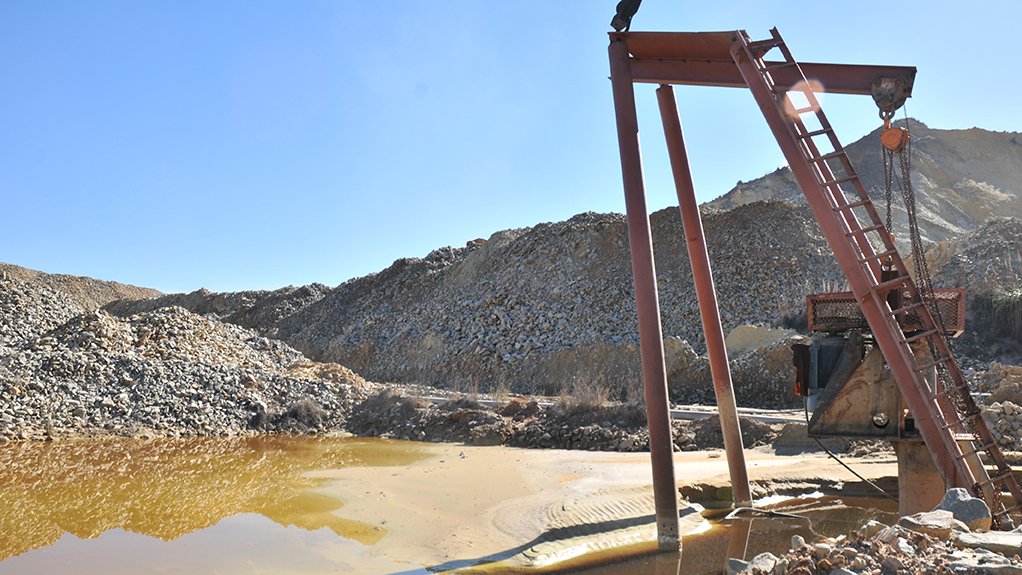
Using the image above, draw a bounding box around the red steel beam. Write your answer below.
[608,37,681,552]
[629,59,916,96]
[656,84,752,507]
[608,31,915,95]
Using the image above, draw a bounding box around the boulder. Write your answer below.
[897,510,968,539]
[986,363,1022,405]
[946,548,1022,575]
[725,558,749,575]
[726,552,778,575]
[936,487,993,532]
[955,531,1022,556]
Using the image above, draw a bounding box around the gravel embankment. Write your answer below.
[1,266,369,441]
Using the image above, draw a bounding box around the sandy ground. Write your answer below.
[313,443,897,573]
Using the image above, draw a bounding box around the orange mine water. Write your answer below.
[0,438,898,574]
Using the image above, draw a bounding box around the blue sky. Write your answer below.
[2,1,1019,293]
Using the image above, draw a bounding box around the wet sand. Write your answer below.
[315,443,898,572]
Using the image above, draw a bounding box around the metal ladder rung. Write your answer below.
[820,175,858,189]
[858,249,898,264]
[873,275,911,292]
[941,411,982,431]
[762,61,798,71]
[747,39,783,55]
[902,328,939,344]
[977,470,1015,487]
[890,302,925,317]
[799,128,833,139]
[958,442,998,459]
[916,356,951,373]
[834,199,871,213]
[812,150,845,163]
[791,106,817,115]
[845,224,886,238]
[936,385,970,402]
[994,503,1022,516]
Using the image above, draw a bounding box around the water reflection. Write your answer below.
[0,436,427,563]
[573,495,898,575]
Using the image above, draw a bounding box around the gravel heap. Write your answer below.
[1,268,83,355]
[103,283,331,337]
[110,201,845,403]
[0,263,161,317]
[1,266,370,441]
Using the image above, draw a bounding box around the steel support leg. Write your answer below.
[655,84,752,507]
[609,38,680,552]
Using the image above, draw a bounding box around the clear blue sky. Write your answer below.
[2,1,1019,293]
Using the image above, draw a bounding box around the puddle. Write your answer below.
[0,437,899,574]
[0,436,428,575]
[571,494,899,575]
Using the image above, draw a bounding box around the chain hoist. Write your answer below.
[873,78,964,419]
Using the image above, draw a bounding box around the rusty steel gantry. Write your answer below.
[610,28,1022,551]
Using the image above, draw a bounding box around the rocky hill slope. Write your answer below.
[708,121,1022,246]
[108,201,844,402]
[106,212,1022,404]
[19,123,1022,407]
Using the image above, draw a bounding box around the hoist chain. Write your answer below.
[883,147,894,234]
[881,122,964,412]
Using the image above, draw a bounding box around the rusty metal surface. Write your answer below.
[808,288,966,336]
[809,346,902,439]
[629,59,916,95]
[657,84,752,507]
[611,31,740,61]
[611,31,916,96]
[730,31,961,492]
[608,37,680,552]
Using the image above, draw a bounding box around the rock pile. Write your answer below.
[0,269,83,355]
[103,283,331,337]
[930,218,1022,363]
[0,263,160,317]
[110,201,846,403]
[982,401,1022,452]
[730,490,1021,575]
[985,363,1022,404]
[1,286,370,441]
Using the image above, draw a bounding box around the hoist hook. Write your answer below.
[880,110,910,152]
[872,77,911,153]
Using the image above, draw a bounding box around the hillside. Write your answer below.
[17,123,1022,403]
[108,201,844,400]
[708,121,1022,246]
